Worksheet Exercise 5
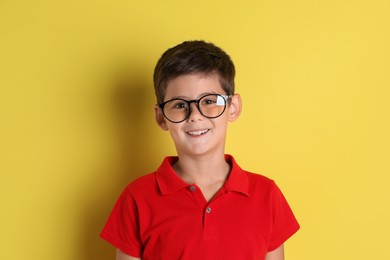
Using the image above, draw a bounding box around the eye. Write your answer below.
[169,100,188,110]
[201,97,218,106]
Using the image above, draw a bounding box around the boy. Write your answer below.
[101,40,300,260]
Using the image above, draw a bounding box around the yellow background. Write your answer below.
[1,0,389,259]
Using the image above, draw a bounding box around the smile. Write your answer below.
[187,129,210,136]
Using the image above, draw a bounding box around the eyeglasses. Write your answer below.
[158,94,231,123]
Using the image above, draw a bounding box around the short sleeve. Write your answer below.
[100,188,142,257]
[267,182,300,251]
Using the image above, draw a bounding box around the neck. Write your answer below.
[173,152,230,185]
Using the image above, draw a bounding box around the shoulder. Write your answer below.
[120,156,181,199]
[245,170,274,183]
[242,170,283,201]
[245,170,277,189]
[121,172,158,197]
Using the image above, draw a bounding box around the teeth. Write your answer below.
[188,129,209,136]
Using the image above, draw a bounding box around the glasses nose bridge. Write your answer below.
[186,98,202,117]
[187,99,201,110]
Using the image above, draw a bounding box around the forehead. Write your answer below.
[164,73,224,100]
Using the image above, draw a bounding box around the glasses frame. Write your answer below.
[158,94,231,123]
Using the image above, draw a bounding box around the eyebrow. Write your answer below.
[168,92,219,100]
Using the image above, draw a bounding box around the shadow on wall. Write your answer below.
[81,66,159,259]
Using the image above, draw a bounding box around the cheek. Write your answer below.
[166,124,184,136]
[217,113,230,125]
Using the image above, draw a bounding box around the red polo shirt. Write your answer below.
[101,155,300,259]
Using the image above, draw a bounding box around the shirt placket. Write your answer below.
[187,184,227,240]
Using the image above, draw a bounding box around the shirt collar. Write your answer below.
[156,157,188,195]
[156,155,249,197]
[224,154,249,196]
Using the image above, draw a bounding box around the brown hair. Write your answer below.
[153,40,235,104]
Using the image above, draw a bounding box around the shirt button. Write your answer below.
[189,186,196,192]
[206,207,212,214]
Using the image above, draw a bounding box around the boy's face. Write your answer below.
[155,73,241,158]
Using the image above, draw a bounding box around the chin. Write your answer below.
[183,145,223,158]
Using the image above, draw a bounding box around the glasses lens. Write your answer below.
[163,99,189,122]
[199,94,227,118]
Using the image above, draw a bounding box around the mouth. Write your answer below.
[187,129,210,136]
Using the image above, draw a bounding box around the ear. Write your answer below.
[154,105,169,131]
[228,93,242,122]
